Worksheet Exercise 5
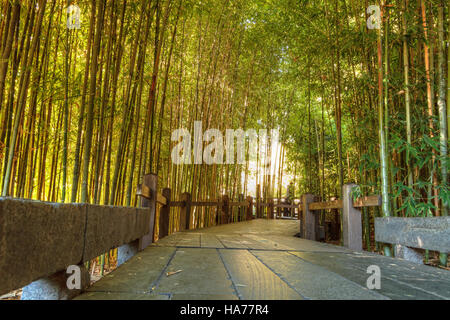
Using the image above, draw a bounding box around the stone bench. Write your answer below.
[375,217,450,264]
[0,197,154,299]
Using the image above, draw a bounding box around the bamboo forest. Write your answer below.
[0,0,449,302]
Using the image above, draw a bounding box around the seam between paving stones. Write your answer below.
[247,250,309,300]
[148,247,178,294]
[214,235,228,249]
[216,248,242,300]
[157,244,348,254]
[286,251,390,300]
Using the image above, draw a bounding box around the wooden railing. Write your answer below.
[297,184,382,251]
[144,179,383,251]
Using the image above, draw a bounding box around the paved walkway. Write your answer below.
[75,219,450,300]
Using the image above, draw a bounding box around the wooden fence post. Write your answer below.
[238,194,244,221]
[301,194,319,241]
[268,199,274,219]
[221,195,230,224]
[246,196,253,220]
[180,192,191,230]
[342,184,362,251]
[256,184,261,218]
[158,188,171,239]
[333,209,340,240]
[118,173,157,266]
[277,198,281,218]
[138,173,157,250]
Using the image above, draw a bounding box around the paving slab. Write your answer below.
[200,233,225,248]
[251,250,388,300]
[215,234,251,249]
[175,233,201,247]
[85,246,175,293]
[155,248,236,296]
[218,249,303,300]
[290,251,450,300]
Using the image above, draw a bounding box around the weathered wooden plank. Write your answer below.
[169,201,185,207]
[191,201,219,206]
[308,196,381,211]
[158,188,171,239]
[156,192,167,206]
[309,200,343,211]
[179,192,191,231]
[137,182,172,208]
[274,203,298,209]
[229,201,249,207]
[136,183,152,199]
[353,195,381,208]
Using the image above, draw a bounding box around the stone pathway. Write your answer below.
[75,219,450,300]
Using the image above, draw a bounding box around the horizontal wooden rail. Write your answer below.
[229,201,249,207]
[309,200,343,211]
[168,201,185,207]
[136,183,151,199]
[137,184,167,206]
[152,192,379,213]
[191,201,220,206]
[156,192,167,206]
[258,203,270,207]
[308,195,381,211]
[353,195,381,208]
[276,203,300,209]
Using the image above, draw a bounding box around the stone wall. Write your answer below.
[0,197,151,296]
